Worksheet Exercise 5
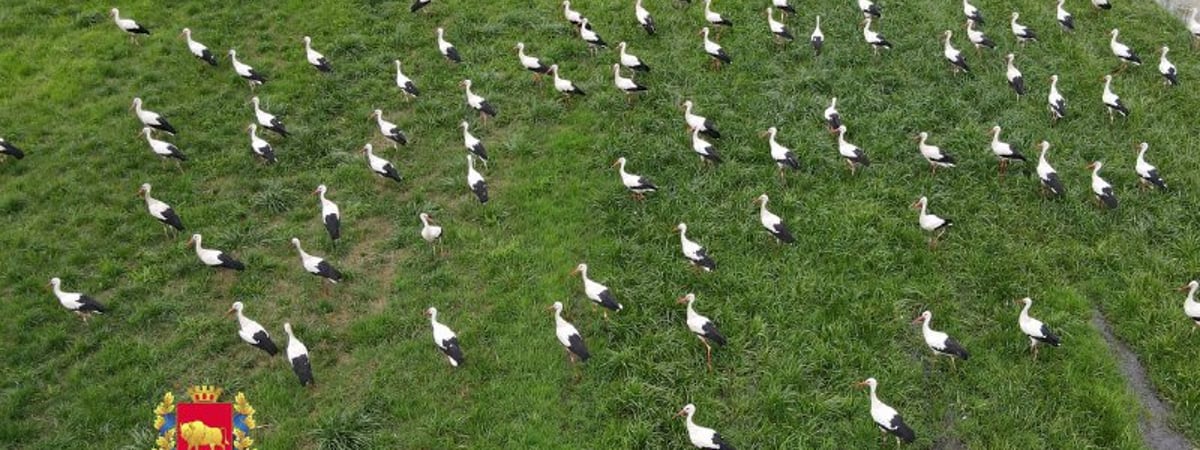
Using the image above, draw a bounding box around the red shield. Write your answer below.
[176,402,233,450]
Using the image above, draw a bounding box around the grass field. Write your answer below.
[2,0,1199,448]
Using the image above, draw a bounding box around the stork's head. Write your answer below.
[571,263,587,276]
[674,404,696,418]
[1178,280,1199,292]
[314,184,327,196]
[910,196,928,210]
[611,157,626,168]
[424,307,437,317]
[227,301,244,315]
[912,310,932,324]
[48,277,61,289]
[676,293,696,305]
[138,183,151,196]
[855,378,878,389]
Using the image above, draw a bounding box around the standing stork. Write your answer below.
[859,0,882,20]
[683,100,721,138]
[48,278,107,323]
[862,18,893,55]
[1036,141,1066,197]
[941,30,970,73]
[436,28,461,63]
[915,132,956,175]
[912,196,953,249]
[618,42,651,72]
[1101,74,1129,121]
[1087,161,1118,209]
[228,49,267,89]
[965,20,995,55]
[549,302,590,364]
[394,60,420,99]
[131,98,177,135]
[563,0,585,27]
[836,125,870,174]
[284,323,314,386]
[1048,75,1067,124]
[1159,47,1179,86]
[180,28,217,66]
[1056,0,1075,31]
[109,8,150,42]
[1109,29,1141,72]
[677,294,728,372]
[515,43,552,82]
[251,96,289,137]
[459,121,490,165]
[419,213,443,254]
[571,263,623,319]
[460,80,497,123]
[291,238,344,292]
[138,183,185,234]
[314,184,340,242]
[612,157,657,200]
[226,302,278,356]
[855,378,916,446]
[361,144,403,183]
[963,0,984,25]
[302,36,331,72]
[691,128,723,164]
[371,109,408,147]
[613,64,648,104]
[762,127,799,178]
[704,0,733,29]
[811,16,825,56]
[425,307,465,367]
[466,155,489,204]
[700,27,732,67]
[766,7,793,44]
[1134,142,1167,190]
[246,124,276,163]
[675,404,735,450]
[186,234,245,271]
[1177,280,1200,331]
[579,18,608,53]
[635,0,656,35]
[988,125,1026,176]
[548,64,587,99]
[0,138,25,161]
[824,97,841,131]
[1005,54,1025,98]
[1092,0,1112,10]
[674,223,716,271]
[912,310,969,369]
[1010,12,1037,45]
[753,194,795,243]
[1016,297,1060,359]
[141,127,188,166]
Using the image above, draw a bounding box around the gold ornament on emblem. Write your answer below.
[150,388,258,450]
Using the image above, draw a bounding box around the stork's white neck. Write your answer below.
[1019,302,1032,320]
[420,215,431,227]
[918,200,928,217]
[991,129,1001,144]
[428,310,439,324]
[921,316,933,334]
[1186,285,1199,305]
[293,240,309,258]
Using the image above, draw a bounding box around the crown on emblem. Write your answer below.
[186,385,223,403]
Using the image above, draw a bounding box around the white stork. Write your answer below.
[773,0,795,16]
[571,263,623,318]
[1010,12,1037,45]
[302,36,331,72]
[1159,47,1179,86]
[916,132,956,175]
[766,7,793,43]
[674,223,716,271]
[677,294,728,371]
[180,28,217,66]
[1102,74,1129,121]
[0,138,25,161]
[862,18,893,55]
[613,64,648,103]
[228,49,267,89]
[912,196,952,249]
[314,184,340,242]
[941,30,969,73]
[131,98,177,135]
[676,404,735,449]
[550,302,590,363]
[612,157,657,200]
[1005,53,1025,97]
[700,27,731,67]
[466,155,489,204]
[1177,280,1200,330]
[618,42,650,72]
[965,20,995,54]
[419,213,443,253]
[48,277,107,323]
[683,100,721,138]
[824,97,841,131]
[635,0,656,35]
[1016,297,1061,359]
[1109,29,1142,70]
[811,16,825,56]
[762,127,799,177]
[579,18,608,52]
[411,0,432,13]
[1134,142,1167,190]
[1092,0,1112,10]
[549,64,586,98]
[859,0,882,20]
[141,127,188,164]
[291,238,343,289]
[459,121,489,165]
[283,323,314,386]
[1087,161,1118,209]
[704,0,732,28]
[836,125,870,174]
[1036,141,1066,197]
[988,125,1026,175]
[1048,75,1067,123]
[394,60,420,99]
[563,0,585,27]
[138,183,185,234]
[515,43,552,82]
[912,310,970,369]
[109,8,149,41]
[246,124,276,163]
[754,194,795,244]
[425,307,464,367]
[855,378,916,446]
[963,0,983,25]
[186,234,245,271]
[1056,0,1074,31]
[691,128,723,164]
[436,28,462,63]
[361,144,402,183]
[460,79,497,122]
[371,109,407,147]
[226,302,278,356]
[251,96,289,137]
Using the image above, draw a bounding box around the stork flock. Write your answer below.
[14,1,1200,448]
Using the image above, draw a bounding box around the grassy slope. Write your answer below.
[1,0,1198,448]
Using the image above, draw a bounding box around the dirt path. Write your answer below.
[1091,311,1194,450]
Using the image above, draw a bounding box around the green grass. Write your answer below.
[2,0,1199,448]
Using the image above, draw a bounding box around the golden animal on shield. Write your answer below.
[180,420,229,450]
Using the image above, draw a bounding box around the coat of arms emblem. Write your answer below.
[152,385,258,449]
